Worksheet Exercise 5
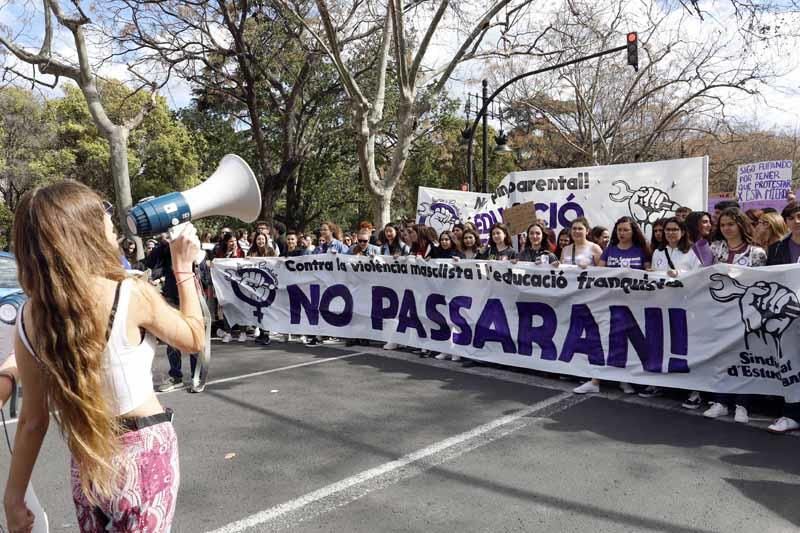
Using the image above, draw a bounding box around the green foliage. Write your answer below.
[44,81,201,202]
[0,86,61,246]
[0,82,203,244]
[394,93,519,222]
[0,202,11,250]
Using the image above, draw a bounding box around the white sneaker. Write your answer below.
[451,355,461,362]
[222,333,232,343]
[434,353,448,360]
[238,332,247,343]
[734,405,749,424]
[383,342,398,350]
[189,378,205,393]
[573,381,600,394]
[768,417,800,434]
[253,328,261,337]
[703,402,728,419]
[216,328,226,338]
[620,382,635,394]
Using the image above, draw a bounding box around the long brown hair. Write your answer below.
[14,180,127,502]
[712,207,755,245]
[249,233,276,257]
[459,228,482,253]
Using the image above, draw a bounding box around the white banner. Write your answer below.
[417,157,708,239]
[212,256,800,401]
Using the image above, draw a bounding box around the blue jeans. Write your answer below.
[167,345,198,380]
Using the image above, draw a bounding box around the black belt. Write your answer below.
[118,408,174,433]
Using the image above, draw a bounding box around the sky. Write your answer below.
[1,0,799,132]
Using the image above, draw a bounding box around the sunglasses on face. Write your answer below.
[358,239,369,243]
[102,201,114,216]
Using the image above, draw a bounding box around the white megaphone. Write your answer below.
[126,154,262,237]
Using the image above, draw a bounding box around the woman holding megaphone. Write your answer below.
[4,180,205,532]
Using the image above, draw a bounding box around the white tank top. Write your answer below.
[561,243,596,267]
[17,279,157,416]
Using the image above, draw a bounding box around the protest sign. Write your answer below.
[212,256,800,401]
[417,157,707,239]
[736,160,793,210]
[708,192,735,213]
[502,201,537,235]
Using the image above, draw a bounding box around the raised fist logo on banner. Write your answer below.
[223,266,278,321]
[709,273,800,358]
[610,180,683,233]
[417,200,461,236]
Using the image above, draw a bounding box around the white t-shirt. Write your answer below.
[651,247,702,273]
[560,243,597,267]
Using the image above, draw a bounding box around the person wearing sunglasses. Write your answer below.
[343,228,379,348]
[4,181,204,533]
[348,229,380,256]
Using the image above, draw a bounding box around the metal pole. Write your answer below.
[482,80,489,193]
[466,128,474,192]
[463,43,628,191]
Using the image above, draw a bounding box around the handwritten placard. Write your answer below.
[736,160,793,207]
[502,201,537,235]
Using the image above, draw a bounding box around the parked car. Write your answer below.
[0,252,23,416]
[0,251,25,327]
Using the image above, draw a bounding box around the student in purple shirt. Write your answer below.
[598,216,651,270]
[685,211,715,266]
[574,216,649,396]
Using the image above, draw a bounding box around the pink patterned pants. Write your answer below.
[71,422,180,532]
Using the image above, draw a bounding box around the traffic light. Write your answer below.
[627,32,638,72]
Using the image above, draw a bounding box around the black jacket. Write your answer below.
[430,247,464,259]
[477,246,517,261]
[767,235,795,266]
[145,241,179,302]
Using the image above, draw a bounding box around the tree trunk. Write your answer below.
[107,127,133,229]
[373,187,394,228]
[285,168,300,230]
[259,191,275,223]
[107,127,143,257]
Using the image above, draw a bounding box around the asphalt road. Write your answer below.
[1,338,797,532]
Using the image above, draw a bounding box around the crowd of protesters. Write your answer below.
[106,197,800,435]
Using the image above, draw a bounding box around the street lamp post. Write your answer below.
[462,84,506,194]
[464,36,637,193]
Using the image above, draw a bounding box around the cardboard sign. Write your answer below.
[502,201,537,235]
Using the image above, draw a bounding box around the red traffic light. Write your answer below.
[626,32,638,71]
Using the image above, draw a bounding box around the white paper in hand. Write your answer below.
[26,483,50,533]
[168,222,206,265]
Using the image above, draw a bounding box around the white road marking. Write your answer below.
[182,351,366,389]
[207,391,585,533]
[0,352,367,426]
